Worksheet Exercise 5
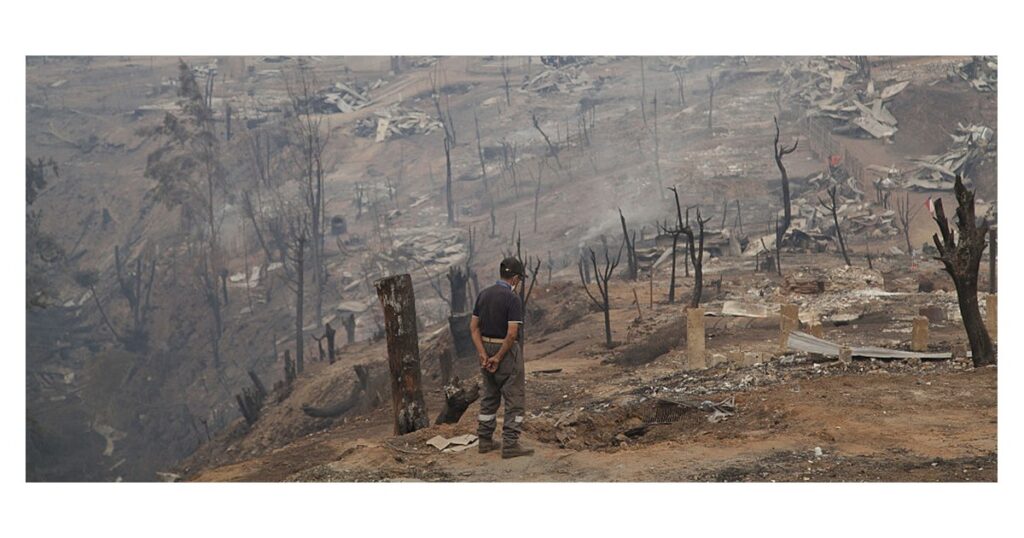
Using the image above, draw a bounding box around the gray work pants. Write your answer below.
[477,341,525,445]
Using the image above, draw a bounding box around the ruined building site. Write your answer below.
[25,55,999,483]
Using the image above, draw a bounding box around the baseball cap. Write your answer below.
[500,257,527,279]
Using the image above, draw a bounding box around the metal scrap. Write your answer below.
[787,330,951,360]
[907,123,995,191]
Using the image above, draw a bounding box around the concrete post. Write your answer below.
[779,304,800,351]
[986,294,997,342]
[687,307,706,369]
[911,316,929,352]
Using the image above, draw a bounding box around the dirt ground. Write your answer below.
[189,355,995,482]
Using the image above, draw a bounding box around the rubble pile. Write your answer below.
[355,106,443,142]
[385,227,468,272]
[953,56,997,92]
[311,80,377,114]
[784,58,909,139]
[520,65,597,94]
[906,123,996,191]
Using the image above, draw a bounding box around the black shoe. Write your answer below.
[501,442,535,459]
[478,437,499,454]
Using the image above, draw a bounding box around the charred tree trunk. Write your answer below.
[531,112,563,170]
[820,186,851,266]
[773,116,798,236]
[579,243,624,348]
[434,376,481,424]
[447,266,474,358]
[325,322,337,364]
[682,210,711,308]
[444,136,455,226]
[989,227,996,294]
[706,73,717,131]
[374,274,429,434]
[619,208,637,280]
[932,176,995,367]
[895,191,922,256]
[343,313,356,344]
[283,349,296,385]
[294,235,306,373]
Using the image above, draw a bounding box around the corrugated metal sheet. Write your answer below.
[787,330,951,360]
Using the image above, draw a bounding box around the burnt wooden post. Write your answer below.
[374,274,429,435]
[343,313,356,344]
[325,322,337,364]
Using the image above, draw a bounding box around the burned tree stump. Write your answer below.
[374,274,429,435]
[325,322,337,364]
[283,349,296,385]
[343,313,356,344]
[447,266,474,358]
[434,376,481,424]
[235,372,267,426]
[932,176,995,367]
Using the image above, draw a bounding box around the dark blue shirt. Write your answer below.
[472,281,524,338]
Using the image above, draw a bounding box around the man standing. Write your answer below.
[470,257,534,458]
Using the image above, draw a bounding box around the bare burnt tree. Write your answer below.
[531,111,563,170]
[532,160,543,233]
[672,67,686,107]
[284,213,310,374]
[113,244,158,349]
[474,111,496,233]
[659,186,687,304]
[932,176,995,367]
[819,186,851,266]
[895,191,923,255]
[652,90,664,199]
[443,136,455,226]
[618,208,638,280]
[578,241,624,348]
[681,209,712,308]
[143,59,226,366]
[640,56,648,128]
[773,115,799,236]
[286,66,331,328]
[500,56,512,106]
[706,72,718,130]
